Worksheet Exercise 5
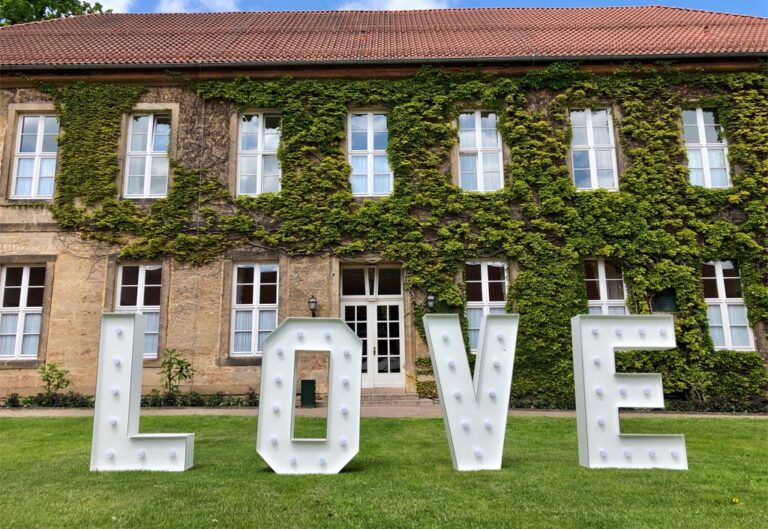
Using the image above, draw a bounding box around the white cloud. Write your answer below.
[338,0,450,9]
[97,0,133,12]
[156,0,240,13]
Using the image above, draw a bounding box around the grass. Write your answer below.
[0,415,766,529]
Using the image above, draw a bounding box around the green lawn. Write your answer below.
[0,416,766,529]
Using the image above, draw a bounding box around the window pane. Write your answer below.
[350,114,367,131]
[606,279,624,300]
[704,125,723,144]
[603,261,621,279]
[16,158,34,178]
[264,115,281,147]
[145,266,162,285]
[458,113,475,130]
[149,174,167,195]
[263,155,279,176]
[465,264,481,281]
[262,174,280,194]
[459,129,476,149]
[260,284,277,305]
[130,116,150,151]
[730,326,751,348]
[710,169,728,188]
[571,126,588,146]
[20,334,40,356]
[26,287,44,308]
[723,278,742,298]
[143,286,161,306]
[487,265,505,281]
[467,307,483,328]
[681,110,698,127]
[466,282,482,302]
[121,266,140,285]
[260,264,278,284]
[702,278,719,298]
[683,125,700,144]
[240,172,257,195]
[373,174,391,194]
[572,150,590,169]
[39,158,56,179]
[709,325,725,348]
[351,132,367,151]
[120,286,137,306]
[241,114,259,134]
[152,117,170,152]
[595,150,613,170]
[28,267,46,287]
[24,314,42,334]
[0,336,15,356]
[378,268,401,295]
[42,133,58,153]
[727,304,748,325]
[588,305,604,315]
[234,310,253,331]
[237,266,255,284]
[608,306,628,315]
[351,175,367,194]
[240,133,258,151]
[459,155,477,191]
[373,131,388,151]
[488,282,505,302]
[21,116,39,135]
[236,284,253,305]
[597,170,615,189]
[126,174,144,196]
[706,305,723,325]
[480,112,497,130]
[570,110,586,127]
[481,129,498,148]
[342,269,366,296]
[0,313,18,334]
[234,332,252,353]
[585,280,600,301]
[258,310,277,331]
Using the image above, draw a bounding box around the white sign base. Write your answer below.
[256,318,363,474]
[90,313,194,472]
[572,315,687,470]
[423,314,518,471]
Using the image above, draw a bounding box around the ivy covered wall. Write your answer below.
[39,64,768,408]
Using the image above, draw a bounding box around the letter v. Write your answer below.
[423,314,518,471]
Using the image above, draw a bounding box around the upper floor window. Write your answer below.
[238,113,281,195]
[125,114,170,198]
[458,111,503,192]
[585,258,627,315]
[0,265,46,359]
[702,260,753,350]
[570,108,618,190]
[232,263,279,356]
[465,261,507,351]
[348,112,392,196]
[116,264,162,358]
[683,108,730,188]
[11,115,58,199]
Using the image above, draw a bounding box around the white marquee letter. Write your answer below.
[572,315,687,469]
[257,318,362,474]
[424,314,518,471]
[91,314,194,471]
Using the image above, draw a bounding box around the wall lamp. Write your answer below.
[308,295,317,317]
[426,292,436,310]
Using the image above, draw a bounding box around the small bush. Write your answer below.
[159,348,195,395]
[4,393,20,408]
[37,363,71,396]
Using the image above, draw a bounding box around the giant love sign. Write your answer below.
[90,313,687,473]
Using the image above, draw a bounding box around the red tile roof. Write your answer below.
[0,6,766,69]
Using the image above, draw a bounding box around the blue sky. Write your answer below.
[99,0,767,18]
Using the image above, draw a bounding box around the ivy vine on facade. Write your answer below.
[0,8,766,409]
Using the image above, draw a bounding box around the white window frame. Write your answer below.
[231,263,279,357]
[0,265,45,359]
[458,110,504,192]
[703,260,754,351]
[10,114,58,200]
[465,261,508,352]
[237,112,281,196]
[115,264,163,359]
[684,107,730,189]
[570,108,619,191]
[348,112,393,197]
[585,258,628,315]
[123,113,170,199]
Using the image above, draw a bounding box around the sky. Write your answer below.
[97,0,768,18]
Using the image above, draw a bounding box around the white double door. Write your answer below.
[342,300,404,388]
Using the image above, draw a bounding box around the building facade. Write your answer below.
[0,7,766,404]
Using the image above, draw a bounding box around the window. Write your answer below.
[458,111,503,191]
[702,261,753,350]
[341,266,402,297]
[683,108,730,188]
[116,264,163,358]
[124,114,170,198]
[11,115,58,199]
[348,112,392,196]
[585,259,627,315]
[0,266,46,359]
[231,263,279,356]
[238,113,281,195]
[570,108,618,190]
[465,262,507,351]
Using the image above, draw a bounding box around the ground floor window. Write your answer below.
[702,260,753,350]
[585,258,627,315]
[465,261,507,351]
[116,264,162,359]
[0,265,46,359]
[231,263,279,356]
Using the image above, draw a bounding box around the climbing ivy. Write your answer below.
[37,64,768,407]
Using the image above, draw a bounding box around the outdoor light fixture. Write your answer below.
[426,292,436,309]
[307,295,317,317]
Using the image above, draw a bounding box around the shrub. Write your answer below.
[37,363,71,396]
[159,348,194,395]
